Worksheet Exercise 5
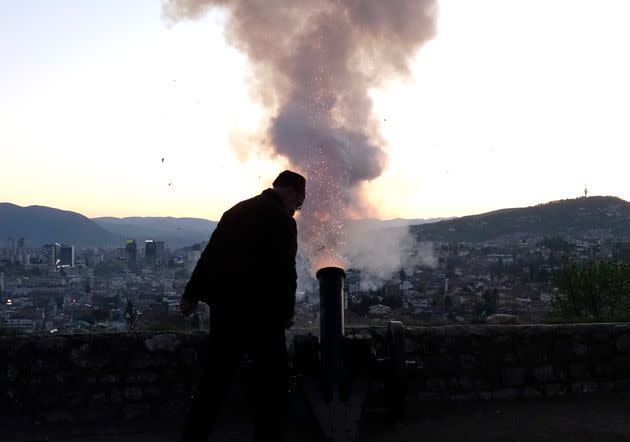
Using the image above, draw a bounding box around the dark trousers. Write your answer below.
[182,308,288,442]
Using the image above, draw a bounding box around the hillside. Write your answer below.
[411,196,630,243]
[4,196,629,250]
[92,217,217,249]
[0,203,120,248]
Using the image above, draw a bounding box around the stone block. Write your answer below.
[7,364,18,381]
[111,388,122,403]
[129,354,153,369]
[172,383,188,396]
[79,406,111,422]
[459,353,480,370]
[590,330,612,343]
[417,392,442,401]
[516,336,552,365]
[450,392,479,401]
[614,378,630,392]
[158,400,187,418]
[502,367,528,387]
[126,371,160,384]
[124,386,142,402]
[99,374,119,384]
[492,388,520,399]
[55,372,71,383]
[616,334,630,353]
[145,334,181,352]
[179,347,198,367]
[573,340,588,357]
[429,354,459,375]
[91,392,107,403]
[421,336,446,355]
[589,342,615,359]
[36,337,69,352]
[492,335,513,350]
[123,403,151,420]
[479,391,492,400]
[552,338,573,363]
[532,366,555,383]
[64,392,87,408]
[522,387,543,399]
[503,352,518,364]
[472,378,492,391]
[447,376,473,392]
[426,377,446,393]
[613,355,630,376]
[45,410,74,424]
[143,386,162,399]
[569,363,590,380]
[544,383,567,397]
[598,382,615,392]
[571,381,598,394]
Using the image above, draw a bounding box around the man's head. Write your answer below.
[272,170,306,216]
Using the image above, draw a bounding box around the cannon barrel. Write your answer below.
[292,267,411,441]
[316,266,346,394]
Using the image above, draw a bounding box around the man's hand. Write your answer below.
[284,317,295,330]
[180,298,198,317]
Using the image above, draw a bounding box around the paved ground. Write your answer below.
[3,395,629,442]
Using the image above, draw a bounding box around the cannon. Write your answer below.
[290,267,418,441]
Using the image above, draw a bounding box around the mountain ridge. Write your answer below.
[92,216,218,249]
[3,196,630,249]
[411,196,630,243]
[0,203,120,248]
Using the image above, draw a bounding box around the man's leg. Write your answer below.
[249,327,288,442]
[182,322,240,442]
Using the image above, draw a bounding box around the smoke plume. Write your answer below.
[343,225,437,291]
[164,0,438,272]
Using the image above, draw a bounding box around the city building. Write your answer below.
[16,237,27,264]
[125,240,138,270]
[59,245,75,268]
[145,240,157,265]
[7,237,16,263]
[42,243,61,270]
[155,241,166,262]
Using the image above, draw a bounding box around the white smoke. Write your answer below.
[163,0,439,273]
[342,224,437,291]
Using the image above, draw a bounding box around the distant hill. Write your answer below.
[0,203,120,248]
[346,217,451,232]
[6,196,629,250]
[411,196,630,243]
[92,217,217,249]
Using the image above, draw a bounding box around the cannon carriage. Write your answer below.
[289,267,419,442]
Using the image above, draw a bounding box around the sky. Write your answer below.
[2,0,629,221]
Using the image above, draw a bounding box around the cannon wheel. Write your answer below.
[385,320,407,420]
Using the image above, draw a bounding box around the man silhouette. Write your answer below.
[180,170,306,442]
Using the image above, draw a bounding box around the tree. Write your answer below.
[483,289,498,315]
[553,259,630,321]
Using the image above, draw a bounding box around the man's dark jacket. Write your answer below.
[182,189,297,323]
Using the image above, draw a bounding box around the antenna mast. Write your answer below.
[584,182,588,198]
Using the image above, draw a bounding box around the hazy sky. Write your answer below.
[2,1,629,220]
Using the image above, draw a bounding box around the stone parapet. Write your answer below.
[3,324,630,424]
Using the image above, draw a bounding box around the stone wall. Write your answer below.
[2,332,207,424]
[3,324,630,424]
[387,323,630,401]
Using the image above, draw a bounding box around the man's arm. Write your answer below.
[284,218,298,327]
[180,221,226,314]
[179,243,213,317]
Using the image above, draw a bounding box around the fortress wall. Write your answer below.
[3,324,630,424]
